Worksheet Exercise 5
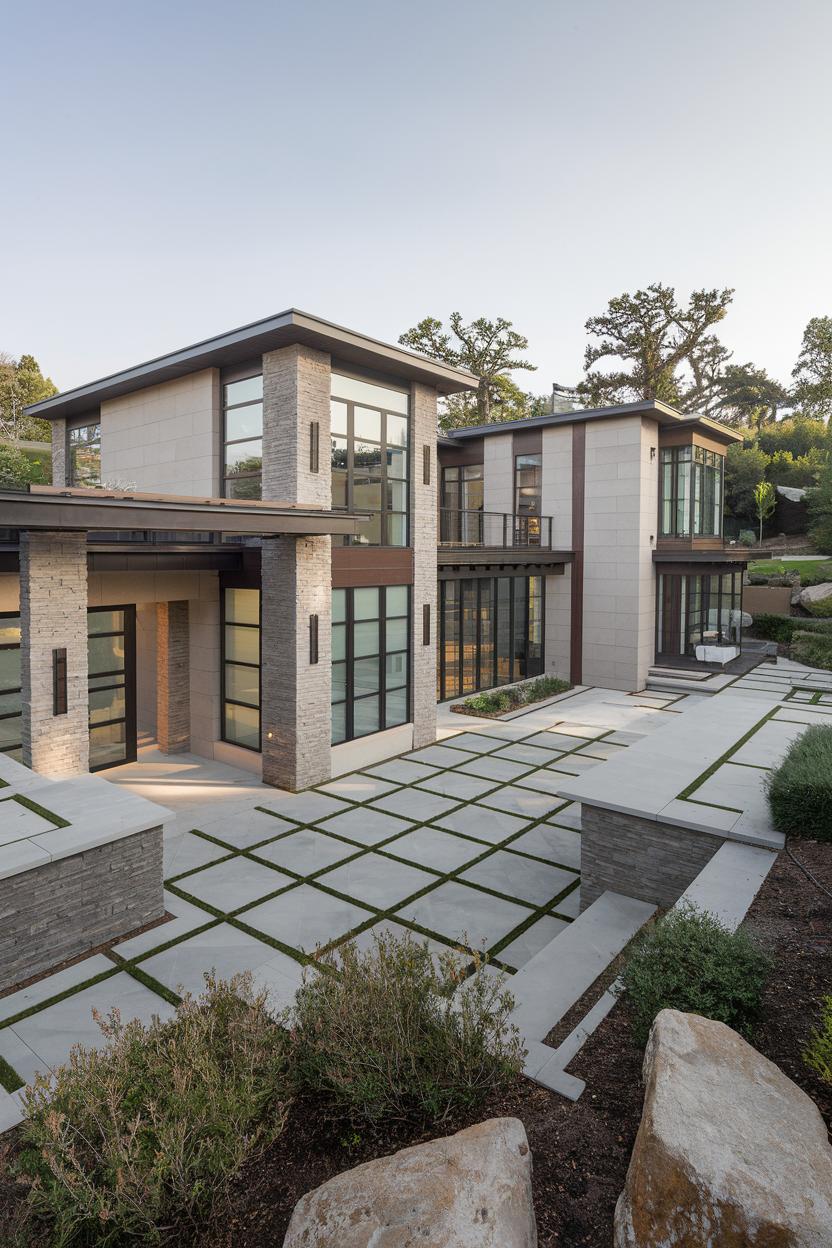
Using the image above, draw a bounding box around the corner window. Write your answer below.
[69,422,101,487]
[222,588,260,750]
[0,613,22,761]
[660,445,724,538]
[331,586,410,743]
[223,376,263,499]
[331,373,409,546]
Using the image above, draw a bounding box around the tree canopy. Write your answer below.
[399,313,538,429]
[792,316,832,420]
[577,283,734,413]
[0,353,57,442]
[714,362,789,427]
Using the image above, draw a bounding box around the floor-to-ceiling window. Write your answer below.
[331,586,410,743]
[440,464,484,544]
[87,607,136,770]
[659,445,724,538]
[223,376,263,499]
[656,571,742,659]
[330,373,409,546]
[437,575,544,701]
[0,612,21,761]
[222,588,261,750]
[515,453,542,544]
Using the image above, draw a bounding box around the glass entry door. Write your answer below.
[87,606,136,770]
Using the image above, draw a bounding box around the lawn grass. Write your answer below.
[748,558,832,581]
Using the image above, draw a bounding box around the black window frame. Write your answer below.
[87,605,137,772]
[0,611,22,760]
[330,373,409,548]
[221,586,262,752]
[437,574,545,702]
[659,444,724,538]
[514,452,542,545]
[656,571,743,658]
[331,585,411,744]
[68,420,102,487]
[222,374,264,500]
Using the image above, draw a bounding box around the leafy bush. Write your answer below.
[620,904,771,1046]
[289,930,524,1128]
[805,997,832,1087]
[738,529,757,547]
[791,631,832,672]
[766,723,832,840]
[750,613,832,644]
[15,975,290,1246]
[805,595,832,618]
[457,675,570,715]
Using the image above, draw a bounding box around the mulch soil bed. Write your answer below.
[2,840,829,1247]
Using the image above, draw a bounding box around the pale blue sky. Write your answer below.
[3,0,831,397]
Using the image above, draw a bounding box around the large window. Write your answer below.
[223,376,263,499]
[515,453,542,544]
[331,372,409,546]
[69,422,101,487]
[331,586,410,743]
[660,445,724,538]
[437,575,544,701]
[88,607,135,770]
[0,613,21,761]
[440,464,484,543]
[657,572,742,658]
[222,588,261,750]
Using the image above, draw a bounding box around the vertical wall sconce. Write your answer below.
[422,603,431,646]
[309,614,319,664]
[53,648,67,716]
[423,444,431,485]
[310,421,320,473]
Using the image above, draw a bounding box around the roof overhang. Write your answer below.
[0,485,367,538]
[652,548,749,568]
[25,309,478,422]
[443,400,742,443]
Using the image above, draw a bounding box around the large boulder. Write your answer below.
[615,1009,832,1247]
[283,1117,536,1247]
[799,582,832,610]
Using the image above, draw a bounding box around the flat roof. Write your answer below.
[26,309,479,421]
[442,399,743,443]
[0,485,367,538]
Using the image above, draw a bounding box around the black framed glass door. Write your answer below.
[87,606,137,770]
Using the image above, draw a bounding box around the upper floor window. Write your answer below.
[515,453,542,544]
[223,376,263,499]
[330,372,409,546]
[69,422,101,487]
[660,445,724,538]
[440,464,483,543]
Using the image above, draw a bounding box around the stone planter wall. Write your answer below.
[1,826,164,992]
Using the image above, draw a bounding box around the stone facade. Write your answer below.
[580,803,721,910]
[156,601,190,753]
[410,383,438,748]
[50,418,67,486]
[0,826,164,992]
[262,344,332,507]
[20,530,89,776]
[261,535,332,790]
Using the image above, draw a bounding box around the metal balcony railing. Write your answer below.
[438,509,554,550]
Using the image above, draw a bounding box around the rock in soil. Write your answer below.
[282,1116,537,1247]
[614,1008,832,1247]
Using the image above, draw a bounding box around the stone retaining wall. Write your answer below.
[580,805,720,910]
[0,827,164,992]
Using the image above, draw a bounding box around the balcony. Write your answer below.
[439,509,554,550]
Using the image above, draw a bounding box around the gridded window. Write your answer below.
[440,464,484,543]
[331,372,409,546]
[222,588,261,750]
[437,575,544,701]
[69,422,101,486]
[660,445,724,538]
[515,454,542,544]
[657,571,743,658]
[0,613,22,761]
[331,585,410,743]
[223,376,263,499]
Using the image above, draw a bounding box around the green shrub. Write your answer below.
[805,997,832,1087]
[791,631,832,672]
[738,529,757,547]
[620,904,771,1046]
[766,723,832,840]
[458,675,570,715]
[289,930,524,1128]
[15,975,290,1246]
[805,594,832,618]
[750,613,832,644]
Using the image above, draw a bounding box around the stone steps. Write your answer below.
[510,890,657,1099]
[646,669,730,696]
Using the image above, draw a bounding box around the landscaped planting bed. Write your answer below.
[450,675,572,718]
[2,841,828,1247]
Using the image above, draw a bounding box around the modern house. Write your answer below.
[0,310,747,789]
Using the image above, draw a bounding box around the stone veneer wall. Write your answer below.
[410,382,438,748]
[156,601,190,753]
[51,418,67,486]
[20,530,89,776]
[0,827,164,992]
[262,345,331,506]
[580,804,721,910]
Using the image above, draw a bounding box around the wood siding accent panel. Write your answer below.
[659,427,731,455]
[570,423,585,685]
[512,427,543,455]
[331,546,414,588]
[436,438,485,468]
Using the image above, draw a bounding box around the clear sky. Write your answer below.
[3,0,831,397]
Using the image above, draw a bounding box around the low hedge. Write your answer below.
[750,613,832,644]
[766,723,832,841]
[791,631,832,672]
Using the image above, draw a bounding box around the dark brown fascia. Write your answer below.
[443,399,742,443]
[24,309,478,422]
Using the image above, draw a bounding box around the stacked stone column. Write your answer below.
[20,529,89,776]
